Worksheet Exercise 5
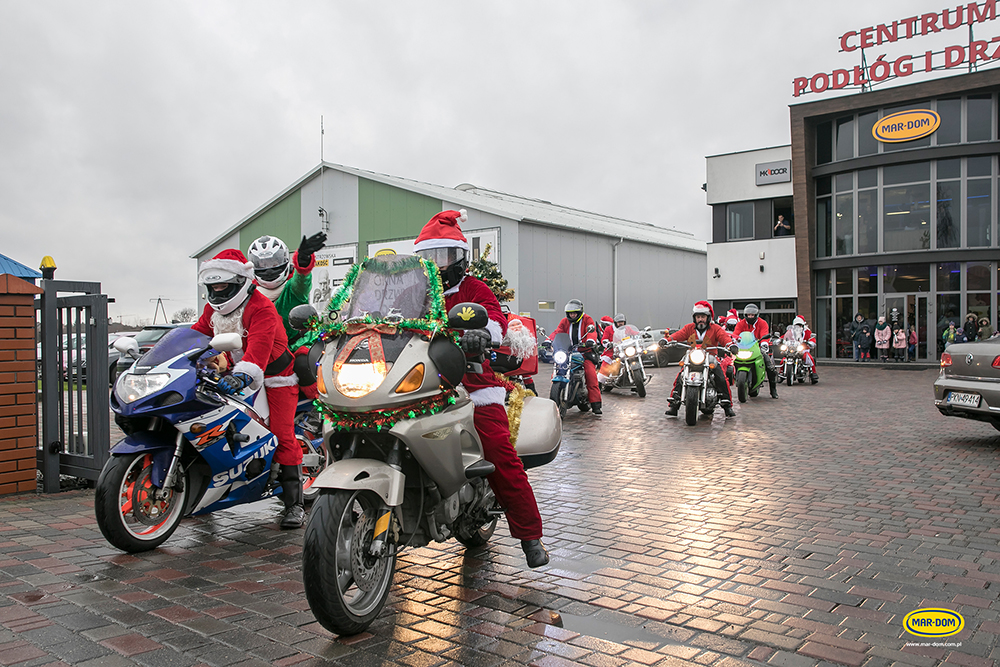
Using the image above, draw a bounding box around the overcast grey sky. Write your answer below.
[0,0,987,326]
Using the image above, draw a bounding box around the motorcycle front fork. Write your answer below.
[157,432,186,500]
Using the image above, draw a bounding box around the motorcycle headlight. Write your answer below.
[334,362,387,398]
[736,350,753,360]
[117,373,171,404]
[688,349,706,365]
[646,343,659,352]
[625,346,637,357]
[780,344,787,351]
[798,344,806,352]
[553,351,568,364]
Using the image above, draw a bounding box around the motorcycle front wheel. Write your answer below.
[303,489,396,637]
[634,374,646,398]
[684,391,699,426]
[735,371,749,403]
[94,453,189,553]
[549,383,567,419]
[785,365,794,387]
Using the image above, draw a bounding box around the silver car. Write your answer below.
[933,339,1000,431]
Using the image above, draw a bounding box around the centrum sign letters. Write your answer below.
[793,0,1000,96]
[872,109,941,142]
[755,160,791,186]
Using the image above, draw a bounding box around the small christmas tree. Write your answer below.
[468,243,514,303]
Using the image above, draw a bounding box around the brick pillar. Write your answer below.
[0,275,43,495]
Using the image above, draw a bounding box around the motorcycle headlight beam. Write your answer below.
[688,349,706,365]
[736,350,753,360]
[624,346,637,357]
[117,373,172,403]
[334,362,388,398]
[553,351,568,364]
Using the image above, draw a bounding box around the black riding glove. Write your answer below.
[297,232,327,268]
[218,372,253,395]
[460,329,492,355]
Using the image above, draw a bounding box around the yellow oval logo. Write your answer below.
[873,109,940,143]
[903,608,964,637]
[374,248,397,257]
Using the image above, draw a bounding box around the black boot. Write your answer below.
[664,402,678,416]
[591,401,602,415]
[810,372,819,384]
[722,401,736,418]
[521,539,550,568]
[770,382,778,399]
[278,464,305,529]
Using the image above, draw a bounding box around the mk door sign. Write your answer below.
[755,160,791,186]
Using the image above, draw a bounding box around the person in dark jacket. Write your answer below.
[849,312,866,361]
[964,312,980,341]
[978,317,995,340]
[857,324,872,361]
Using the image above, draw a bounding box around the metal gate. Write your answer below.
[36,280,110,492]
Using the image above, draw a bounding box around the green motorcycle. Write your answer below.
[731,331,767,403]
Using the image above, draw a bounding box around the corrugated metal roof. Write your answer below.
[193,162,706,257]
[0,253,42,279]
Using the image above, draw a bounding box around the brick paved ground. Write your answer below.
[1,364,998,666]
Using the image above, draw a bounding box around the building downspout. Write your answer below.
[612,237,624,315]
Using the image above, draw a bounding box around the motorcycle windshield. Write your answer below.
[613,325,641,345]
[550,332,573,353]
[138,327,210,368]
[784,328,805,344]
[344,255,432,321]
[736,332,758,350]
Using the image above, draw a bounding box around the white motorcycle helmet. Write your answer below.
[199,267,253,316]
[248,236,291,290]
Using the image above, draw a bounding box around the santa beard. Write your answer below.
[210,303,247,337]
[502,320,537,361]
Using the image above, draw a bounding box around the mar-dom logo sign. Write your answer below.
[872,109,941,142]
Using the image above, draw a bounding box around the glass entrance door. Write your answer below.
[885,295,927,360]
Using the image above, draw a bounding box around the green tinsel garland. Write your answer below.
[295,254,461,432]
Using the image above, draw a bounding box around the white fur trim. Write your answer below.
[264,374,299,388]
[458,209,468,224]
[199,257,255,281]
[413,237,470,252]
[469,386,506,406]
[486,318,503,345]
[233,360,264,391]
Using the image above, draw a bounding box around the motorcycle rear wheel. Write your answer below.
[94,453,189,553]
[736,371,748,403]
[455,516,498,548]
[684,391,699,426]
[303,489,396,637]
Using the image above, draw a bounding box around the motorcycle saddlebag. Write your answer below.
[514,395,561,469]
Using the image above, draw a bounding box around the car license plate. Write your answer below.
[947,391,981,407]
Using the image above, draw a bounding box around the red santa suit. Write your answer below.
[192,285,300,467]
[668,321,734,404]
[546,314,601,403]
[733,316,769,340]
[418,210,543,542]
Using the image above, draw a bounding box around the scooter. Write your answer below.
[731,332,767,403]
[300,254,561,636]
[95,329,329,553]
[545,331,595,418]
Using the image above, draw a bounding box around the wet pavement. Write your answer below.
[3,364,1000,666]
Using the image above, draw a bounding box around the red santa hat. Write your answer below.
[727,309,738,321]
[414,209,470,252]
[693,300,715,320]
[198,248,255,283]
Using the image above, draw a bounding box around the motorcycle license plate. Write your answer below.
[687,372,703,383]
[947,391,981,407]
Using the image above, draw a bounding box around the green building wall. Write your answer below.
[358,178,442,255]
[238,190,303,255]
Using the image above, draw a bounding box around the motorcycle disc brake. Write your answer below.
[350,510,389,592]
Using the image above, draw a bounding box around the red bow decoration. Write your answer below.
[332,321,399,374]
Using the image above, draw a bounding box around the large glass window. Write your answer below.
[884,264,930,293]
[836,192,854,256]
[858,112,878,156]
[968,261,992,290]
[836,117,854,161]
[815,298,832,358]
[858,266,878,294]
[937,98,962,145]
[836,296,854,358]
[815,269,832,296]
[936,180,961,249]
[884,184,930,251]
[937,262,961,291]
[858,189,878,253]
[967,95,993,142]
[817,121,833,165]
[968,179,991,247]
[836,268,853,295]
[937,293,961,355]
[727,202,754,241]
[817,197,832,258]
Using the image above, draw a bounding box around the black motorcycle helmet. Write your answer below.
[744,303,760,326]
[415,246,469,291]
[564,299,584,323]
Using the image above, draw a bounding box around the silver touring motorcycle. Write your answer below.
[297,255,562,636]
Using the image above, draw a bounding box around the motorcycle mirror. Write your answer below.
[587,325,595,333]
[210,333,243,353]
[289,304,319,331]
[113,336,140,358]
[643,326,651,331]
[447,302,488,330]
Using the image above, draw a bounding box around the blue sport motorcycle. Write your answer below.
[545,331,594,419]
[95,328,327,552]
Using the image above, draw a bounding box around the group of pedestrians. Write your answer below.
[849,312,917,362]
[941,312,997,349]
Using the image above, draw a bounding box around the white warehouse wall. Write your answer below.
[706,238,797,301]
